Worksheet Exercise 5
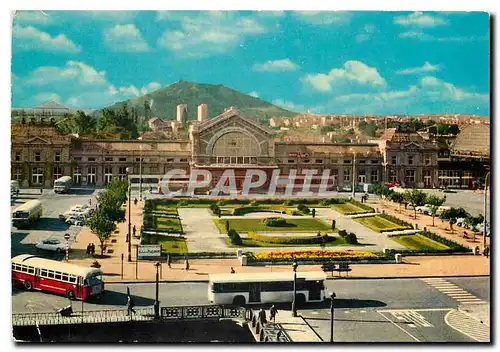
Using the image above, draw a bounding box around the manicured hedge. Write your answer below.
[263,217,289,227]
[247,232,336,245]
[232,206,281,216]
[378,212,412,227]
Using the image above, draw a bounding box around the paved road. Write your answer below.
[12,277,490,342]
[11,189,99,259]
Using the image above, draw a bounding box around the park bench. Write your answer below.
[321,262,352,277]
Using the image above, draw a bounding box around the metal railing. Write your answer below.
[12,305,245,327]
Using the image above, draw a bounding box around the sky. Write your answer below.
[11,10,490,116]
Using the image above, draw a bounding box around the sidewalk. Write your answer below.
[68,254,490,283]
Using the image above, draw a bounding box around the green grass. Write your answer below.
[391,234,450,251]
[224,237,355,248]
[214,218,331,233]
[331,203,371,214]
[355,215,411,233]
[145,235,188,254]
[156,217,183,232]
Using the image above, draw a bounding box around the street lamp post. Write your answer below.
[126,167,132,262]
[154,261,161,319]
[329,292,336,342]
[291,261,298,317]
[138,137,143,201]
[351,151,356,200]
[483,172,490,248]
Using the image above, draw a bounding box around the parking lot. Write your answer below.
[10,188,99,260]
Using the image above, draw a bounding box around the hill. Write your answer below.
[98,80,299,122]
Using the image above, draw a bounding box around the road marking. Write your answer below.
[445,309,490,342]
[420,278,486,305]
[378,308,452,313]
[390,310,433,328]
[377,311,420,342]
[459,301,487,305]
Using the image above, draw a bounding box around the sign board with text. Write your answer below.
[138,244,162,258]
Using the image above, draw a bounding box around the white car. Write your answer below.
[416,204,432,214]
[66,215,85,226]
[36,238,69,253]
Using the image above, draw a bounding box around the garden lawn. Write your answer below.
[331,203,371,215]
[356,215,410,233]
[156,217,183,232]
[214,218,331,233]
[147,235,188,254]
[391,234,450,251]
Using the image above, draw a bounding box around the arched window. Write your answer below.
[212,132,259,165]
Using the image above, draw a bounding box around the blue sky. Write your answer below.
[11,10,490,115]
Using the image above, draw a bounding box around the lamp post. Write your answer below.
[329,292,336,342]
[126,167,132,262]
[138,137,143,201]
[154,261,161,319]
[291,261,298,317]
[351,150,356,200]
[483,171,490,248]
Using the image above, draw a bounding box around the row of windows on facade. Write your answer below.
[12,263,78,283]
[390,155,433,165]
[13,152,189,164]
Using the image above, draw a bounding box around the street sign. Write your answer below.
[138,245,162,258]
[64,233,70,241]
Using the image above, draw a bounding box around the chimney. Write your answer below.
[176,104,187,125]
[197,104,208,122]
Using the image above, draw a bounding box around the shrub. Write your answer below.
[210,203,220,215]
[345,233,358,244]
[338,229,347,237]
[297,204,310,214]
[227,229,242,245]
[263,217,290,227]
[283,200,294,206]
[232,207,280,216]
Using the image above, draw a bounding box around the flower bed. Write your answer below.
[249,249,380,263]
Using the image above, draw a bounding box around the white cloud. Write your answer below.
[20,61,156,109]
[13,11,53,25]
[104,24,149,52]
[294,11,351,25]
[394,12,448,27]
[253,59,299,72]
[78,11,136,22]
[26,61,107,86]
[272,99,307,112]
[13,25,81,53]
[398,31,483,42]
[356,23,376,43]
[157,12,268,57]
[141,82,161,95]
[33,92,61,104]
[248,91,259,98]
[313,76,488,115]
[396,62,441,75]
[302,60,387,93]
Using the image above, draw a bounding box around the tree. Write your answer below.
[426,195,446,226]
[403,189,428,219]
[87,210,116,255]
[312,208,316,218]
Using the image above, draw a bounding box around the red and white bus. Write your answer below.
[12,254,104,301]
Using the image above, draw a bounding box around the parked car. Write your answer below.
[36,238,68,253]
[384,182,400,188]
[66,215,85,226]
[416,204,432,215]
[455,218,468,228]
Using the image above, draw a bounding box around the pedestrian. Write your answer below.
[463,231,468,239]
[185,258,190,271]
[484,245,490,258]
[126,287,136,316]
[270,305,278,323]
[89,199,92,206]
[149,186,153,193]
[258,308,267,325]
[167,255,172,269]
[40,187,43,195]
[133,225,136,237]
[86,243,91,257]
[91,243,95,256]
[230,267,235,274]
[134,198,138,206]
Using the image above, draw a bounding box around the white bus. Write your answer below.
[208,272,327,306]
[54,176,73,194]
[11,180,20,197]
[12,200,43,229]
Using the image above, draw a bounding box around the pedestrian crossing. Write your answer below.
[445,309,490,342]
[420,278,486,305]
[389,310,433,328]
